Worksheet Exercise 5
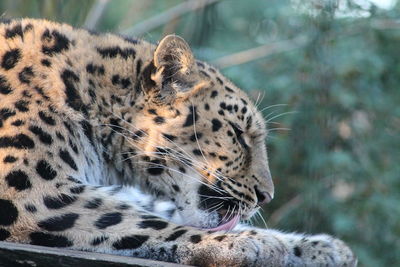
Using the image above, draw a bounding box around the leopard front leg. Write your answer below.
[282,232,357,267]
[3,180,353,266]
[175,229,292,266]
[233,226,357,267]
[189,229,357,267]
[5,182,294,266]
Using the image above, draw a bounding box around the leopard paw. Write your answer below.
[289,234,357,267]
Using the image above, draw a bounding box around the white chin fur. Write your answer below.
[106,185,221,228]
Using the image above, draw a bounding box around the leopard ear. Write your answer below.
[153,35,195,85]
[142,35,209,104]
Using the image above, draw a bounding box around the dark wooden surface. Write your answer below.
[0,241,191,267]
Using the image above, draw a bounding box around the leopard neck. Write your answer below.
[75,38,156,178]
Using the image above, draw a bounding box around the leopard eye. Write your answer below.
[229,122,243,136]
[229,122,248,149]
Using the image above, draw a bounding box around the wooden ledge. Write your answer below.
[0,241,191,267]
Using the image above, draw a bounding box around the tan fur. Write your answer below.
[0,19,356,266]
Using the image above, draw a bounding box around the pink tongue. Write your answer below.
[206,215,240,232]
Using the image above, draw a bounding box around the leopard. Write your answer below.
[0,18,356,266]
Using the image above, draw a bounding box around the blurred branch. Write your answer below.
[371,19,400,30]
[120,0,221,36]
[268,195,302,227]
[83,0,110,30]
[212,36,308,69]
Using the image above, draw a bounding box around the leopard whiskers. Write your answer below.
[254,206,268,228]
[204,202,224,214]
[267,127,291,132]
[198,194,235,201]
[101,116,210,176]
[100,121,197,167]
[244,219,253,227]
[190,102,209,166]
[263,111,297,123]
[220,206,232,223]
[100,124,225,193]
[199,200,229,216]
[254,90,265,109]
[100,107,198,163]
[134,160,227,194]
[101,122,206,174]
[259,103,288,113]
[102,119,233,187]
[101,109,236,196]
[98,107,195,169]
[228,205,238,222]
[255,209,268,229]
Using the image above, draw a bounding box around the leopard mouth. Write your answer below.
[198,209,241,231]
[197,184,244,231]
[206,214,240,231]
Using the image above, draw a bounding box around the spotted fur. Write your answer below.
[0,19,356,266]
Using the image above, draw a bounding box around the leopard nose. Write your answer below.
[255,186,273,205]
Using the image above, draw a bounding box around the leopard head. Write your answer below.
[125,35,274,230]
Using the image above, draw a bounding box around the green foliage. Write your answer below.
[1,0,399,265]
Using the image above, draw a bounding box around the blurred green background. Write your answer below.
[1,0,399,266]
